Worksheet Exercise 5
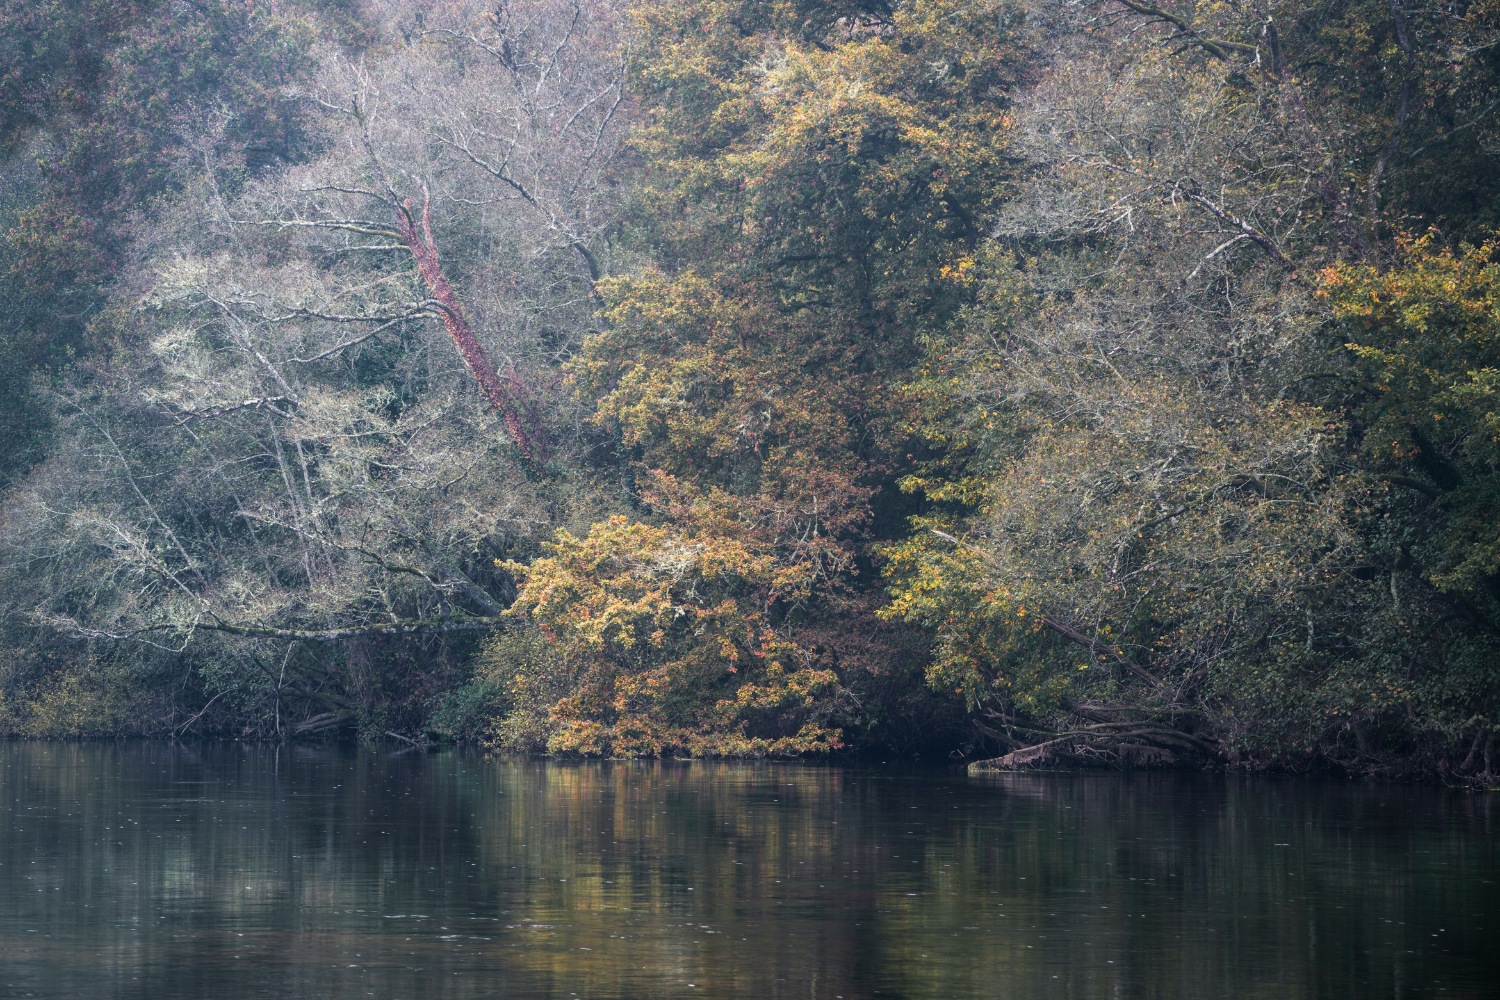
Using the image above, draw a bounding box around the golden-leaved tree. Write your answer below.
[481,0,1035,754]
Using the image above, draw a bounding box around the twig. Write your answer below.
[173,690,226,740]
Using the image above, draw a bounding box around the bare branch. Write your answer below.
[1107,0,1259,63]
[1182,189,1303,281]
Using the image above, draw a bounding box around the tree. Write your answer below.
[517,0,1036,753]
[0,0,333,483]
[0,0,633,738]
[487,514,842,755]
[1324,234,1500,625]
[882,0,1500,779]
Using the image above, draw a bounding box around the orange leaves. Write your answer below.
[495,515,841,756]
[496,0,1034,757]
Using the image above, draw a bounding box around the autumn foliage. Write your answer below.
[487,514,841,756]
[3,0,1500,780]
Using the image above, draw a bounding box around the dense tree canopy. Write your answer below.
[0,0,342,481]
[2,0,1498,782]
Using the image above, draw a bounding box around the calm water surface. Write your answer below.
[0,743,1495,999]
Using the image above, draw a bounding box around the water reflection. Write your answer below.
[0,743,1495,998]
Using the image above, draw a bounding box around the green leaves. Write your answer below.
[1325,235,1500,602]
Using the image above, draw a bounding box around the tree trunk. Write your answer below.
[393,196,548,465]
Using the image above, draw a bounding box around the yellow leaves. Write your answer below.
[939,254,979,289]
[546,0,1038,754]
[498,511,841,757]
[547,719,609,757]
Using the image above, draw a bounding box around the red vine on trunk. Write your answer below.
[393,196,547,465]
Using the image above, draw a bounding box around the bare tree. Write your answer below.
[0,0,632,677]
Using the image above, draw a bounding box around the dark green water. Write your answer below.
[0,744,1495,999]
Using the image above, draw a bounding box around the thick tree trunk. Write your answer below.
[393,197,548,465]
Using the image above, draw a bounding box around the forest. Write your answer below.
[1,0,1498,784]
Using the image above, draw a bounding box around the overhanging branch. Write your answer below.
[928,528,1165,691]
[58,615,506,644]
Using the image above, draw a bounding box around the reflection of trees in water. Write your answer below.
[1,745,1496,998]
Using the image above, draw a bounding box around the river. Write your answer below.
[0,743,1494,998]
